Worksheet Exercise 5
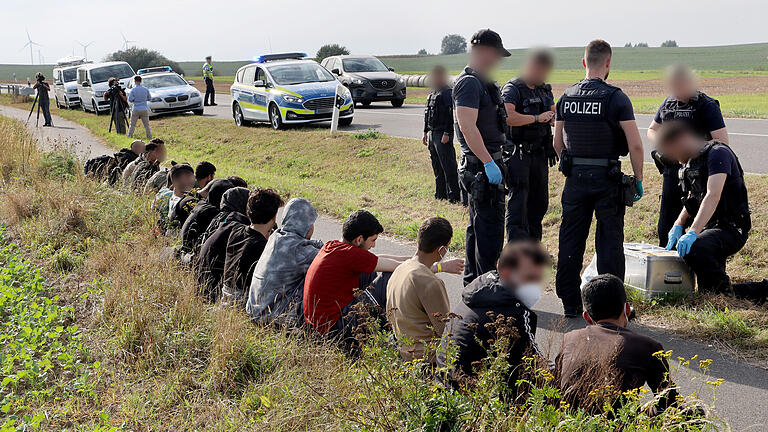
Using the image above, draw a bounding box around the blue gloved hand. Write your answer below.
[665,225,684,250]
[633,179,643,202]
[676,230,698,257]
[484,160,503,185]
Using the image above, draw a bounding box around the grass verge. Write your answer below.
[0,110,726,430]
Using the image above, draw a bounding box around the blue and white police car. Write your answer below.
[230,53,354,130]
[127,66,204,117]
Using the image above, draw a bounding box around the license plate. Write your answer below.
[316,108,332,114]
[169,102,184,108]
[377,91,394,97]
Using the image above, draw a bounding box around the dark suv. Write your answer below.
[321,55,406,107]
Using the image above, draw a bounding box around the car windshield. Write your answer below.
[62,68,78,82]
[90,64,135,83]
[141,74,188,89]
[342,57,388,73]
[266,63,335,85]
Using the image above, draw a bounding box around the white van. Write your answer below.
[76,61,135,114]
[52,65,83,109]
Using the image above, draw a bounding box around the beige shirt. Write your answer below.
[386,258,450,362]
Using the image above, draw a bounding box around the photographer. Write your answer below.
[104,77,128,135]
[32,73,52,127]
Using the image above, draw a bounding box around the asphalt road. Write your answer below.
[205,94,768,174]
[3,104,768,430]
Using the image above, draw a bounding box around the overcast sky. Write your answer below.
[3,0,766,64]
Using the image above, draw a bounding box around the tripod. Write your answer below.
[108,93,129,134]
[26,93,42,127]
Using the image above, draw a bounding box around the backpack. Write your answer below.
[84,154,116,180]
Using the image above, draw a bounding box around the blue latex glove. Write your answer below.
[676,230,698,257]
[633,179,644,202]
[665,225,684,250]
[484,160,503,185]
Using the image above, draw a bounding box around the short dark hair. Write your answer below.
[585,40,612,68]
[497,240,551,272]
[582,274,627,321]
[529,48,554,68]
[227,176,248,188]
[656,120,697,148]
[145,137,165,152]
[205,56,212,60]
[342,210,383,242]
[134,75,142,83]
[417,217,453,253]
[247,188,284,224]
[195,161,216,180]
[169,163,193,182]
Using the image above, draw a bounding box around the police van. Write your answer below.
[76,61,135,114]
[52,56,87,109]
[230,53,353,130]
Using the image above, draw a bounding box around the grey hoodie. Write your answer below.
[246,198,323,324]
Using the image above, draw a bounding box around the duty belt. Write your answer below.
[464,151,503,166]
[571,157,618,167]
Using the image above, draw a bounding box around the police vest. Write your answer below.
[425,88,450,132]
[658,92,720,140]
[202,63,214,79]
[506,78,553,143]
[454,68,507,138]
[559,79,628,159]
[680,142,751,231]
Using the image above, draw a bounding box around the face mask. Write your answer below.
[516,283,542,309]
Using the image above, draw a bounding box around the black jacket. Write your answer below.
[437,271,542,388]
[180,200,219,253]
[221,225,268,306]
[194,212,249,302]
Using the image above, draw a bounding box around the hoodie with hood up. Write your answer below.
[436,271,543,388]
[180,179,234,253]
[246,198,323,324]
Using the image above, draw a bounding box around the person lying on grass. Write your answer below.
[303,210,464,344]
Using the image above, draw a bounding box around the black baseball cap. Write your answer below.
[470,29,511,57]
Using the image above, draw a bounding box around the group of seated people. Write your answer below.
[90,138,679,413]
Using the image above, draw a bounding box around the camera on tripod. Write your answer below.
[106,77,129,134]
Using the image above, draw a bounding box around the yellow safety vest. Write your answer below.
[202,63,214,79]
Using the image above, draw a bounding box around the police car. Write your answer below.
[127,66,204,117]
[230,53,354,130]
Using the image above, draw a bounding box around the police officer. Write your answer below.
[647,64,728,247]
[656,121,749,294]
[423,65,460,203]
[553,40,645,317]
[203,56,217,106]
[502,49,556,242]
[454,29,510,286]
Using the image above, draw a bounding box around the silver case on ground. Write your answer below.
[623,243,695,298]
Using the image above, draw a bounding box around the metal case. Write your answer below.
[623,243,695,298]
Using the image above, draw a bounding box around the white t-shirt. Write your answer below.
[168,194,183,219]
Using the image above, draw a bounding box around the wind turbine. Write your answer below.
[77,41,94,60]
[38,50,44,65]
[121,32,136,50]
[20,29,41,64]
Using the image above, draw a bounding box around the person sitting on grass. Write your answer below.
[195,187,251,302]
[171,161,219,226]
[128,138,166,192]
[386,217,457,363]
[437,240,550,389]
[555,274,678,415]
[180,178,235,256]
[303,210,463,343]
[246,198,323,325]
[222,188,285,308]
[121,140,147,184]
[166,163,196,230]
[195,161,217,189]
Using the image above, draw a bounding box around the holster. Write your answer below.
[651,150,666,175]
[559,149,573,177]
[621,174,637,207]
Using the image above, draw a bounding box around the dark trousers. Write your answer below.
[204,78,215,105]
[505,150,549,242]
[330,272,392,341]
[461,160,506,286]
[657,166,684,246]
[427,131,460,202]
[684,226,748,293]
[556,166,625,311]
[113,108,127,135]
[39,98,52,126]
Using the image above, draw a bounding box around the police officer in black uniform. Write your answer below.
[553,40,645,317]
[423,65,460,203]
[502,49,557,242]
[656,121,749,294]
[647,64,728,247]
[454,29,510,286]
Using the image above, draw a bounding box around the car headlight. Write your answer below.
[94,91,105,97]
[190,91,201,99]
[150,96,162,102]
[351,78,365,86]
[281,94,304,104]
[67,88,78,94]
[398,77,405,84]
[343,87,352,99]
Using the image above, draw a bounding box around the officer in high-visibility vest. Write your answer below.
[203,56,216,106]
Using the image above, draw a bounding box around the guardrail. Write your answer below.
[0,84,35,100]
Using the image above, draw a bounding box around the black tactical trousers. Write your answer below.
[461,160,506,286]
[657,166,684,246]
[204,78,215,105]
[505,149,549,242]
[428,131,460,203]
[684,226,748,293]
[556,166,625,312]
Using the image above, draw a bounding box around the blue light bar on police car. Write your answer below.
[137,66,173,75]
[255,53,307,63]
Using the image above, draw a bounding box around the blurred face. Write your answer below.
[660,132,701,163]
[470,45,502,74]
[500,255,545,287]
[430,70,447,89]
[523,61,552,86]
[668,77,697,101]
[352,233,378,251]
[148,145,167,164]
[173,171,196,194]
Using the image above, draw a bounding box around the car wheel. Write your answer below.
[339,117,353,127]
[361,101,371,107]
[269,104,283,130]
[233,103,248,126]
[391,99,404,108]
[193,109,204,116]
[81,100,87,112]
[93,101,100,115]
[55,97,61,109]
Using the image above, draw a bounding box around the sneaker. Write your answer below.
[210,103,218,106]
